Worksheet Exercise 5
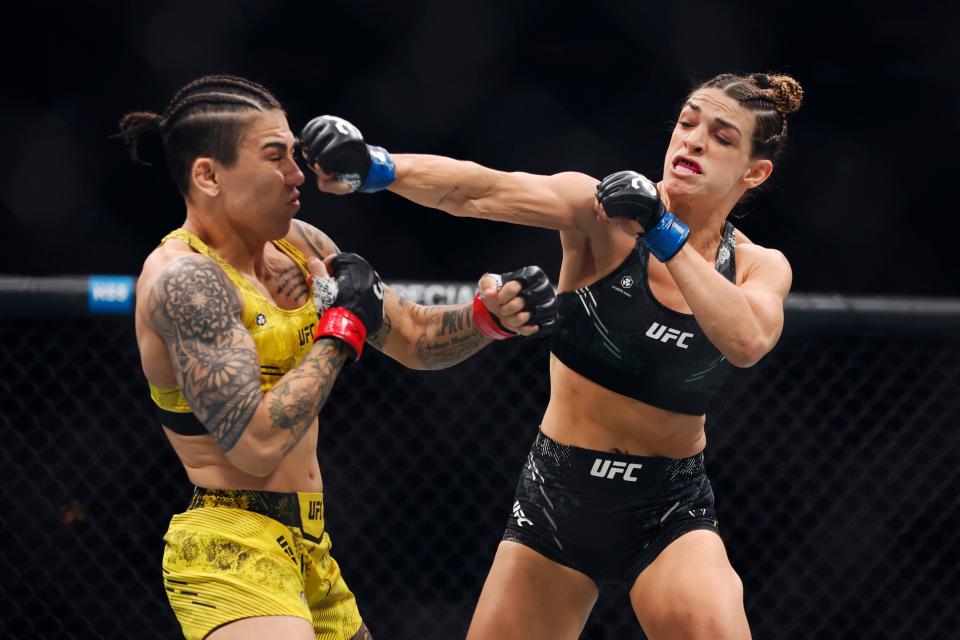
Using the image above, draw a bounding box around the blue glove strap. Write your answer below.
[358,145,396,193]
[645,212,690,262]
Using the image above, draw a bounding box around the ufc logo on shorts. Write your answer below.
[513,500,532,527]
[308,500,322,520]
[590,458,643,481]
[645,322,694,349]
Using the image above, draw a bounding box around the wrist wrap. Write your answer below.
[358,145,395,193]
[645,212,690,262]
[472,292,515,340]
[314,307,367,360]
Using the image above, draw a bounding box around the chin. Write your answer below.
[265,216,293,241]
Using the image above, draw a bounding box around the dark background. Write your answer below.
[3,4,960,640]
[1,1,958,295]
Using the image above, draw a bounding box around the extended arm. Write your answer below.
[290,220,557,370]
[148,255,348,476]
[366,286,490,370]
[390,154,598,231]
[299,115,599,231]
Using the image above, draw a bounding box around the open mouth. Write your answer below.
[673,157,702,175]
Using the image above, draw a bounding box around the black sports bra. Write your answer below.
[550,222,737,415]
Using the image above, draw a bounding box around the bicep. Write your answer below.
[147,256,264,451]
[739,248,793,342]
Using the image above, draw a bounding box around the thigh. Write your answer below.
[630,530,750,640]
[302,531,366,640]
[467,541,599,640]
[162,510,311,640]
[206,615,315,640]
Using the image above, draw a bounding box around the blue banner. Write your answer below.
[88,275,135,314]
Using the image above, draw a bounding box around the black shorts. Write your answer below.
[503,430,720,586]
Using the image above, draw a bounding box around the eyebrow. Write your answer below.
[683,102,742,137]
[261,141,291,153]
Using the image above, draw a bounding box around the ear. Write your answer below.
[191,157,220,197]
[741,158,773,190]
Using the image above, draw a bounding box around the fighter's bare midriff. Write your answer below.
[540,356,707,458]
[162,423,324,492]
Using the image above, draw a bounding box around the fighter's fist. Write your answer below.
[596,170,690,263]
[311,252,385,360]
[595,170,666,233]
[474,266,557,339]
[329,253,385,337]
[300,116,395,193]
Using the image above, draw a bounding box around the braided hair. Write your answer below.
[114,74,282,195]
[694,72,804,161]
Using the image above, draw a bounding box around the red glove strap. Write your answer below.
[472,292,515,340]
[313,307,367,360]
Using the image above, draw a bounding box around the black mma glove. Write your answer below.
[300,116,395,193]
[596,170,689,262]
[473,265,557,339]
[312,253,385,360]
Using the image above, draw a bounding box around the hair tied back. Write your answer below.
[749,73,772,90]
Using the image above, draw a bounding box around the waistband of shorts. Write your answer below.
[187,487,324,529]
[533,429,705,491]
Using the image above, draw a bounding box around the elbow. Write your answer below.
[725,336,771,368]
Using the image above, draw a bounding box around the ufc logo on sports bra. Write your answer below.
[591,459,643,481]
[645,322,694,349]
[299,322,317,347]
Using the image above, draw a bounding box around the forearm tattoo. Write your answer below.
[149,257,262,451]
[366,310,392,350]
[368,291,491,368]
[268,339,348,454]
[412,300,490,369]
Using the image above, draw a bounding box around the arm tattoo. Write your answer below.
[293,220,336,260]
[414,304,491,369]
[371,289,490,367]
[366,309,393,350]
[150,256,349,458]
[149,257,262,451]
[268,339,348,454]
[366,287,406,351]
[436,185,459,207]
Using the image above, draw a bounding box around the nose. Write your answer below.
[683,125,706,154]
[288,160,306,187]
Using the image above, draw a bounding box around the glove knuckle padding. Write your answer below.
[597,170,664,230]
[330,253,384,335]
[301,116,370,177]
[501,265,557,333]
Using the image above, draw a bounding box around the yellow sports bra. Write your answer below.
[149,228,318,436]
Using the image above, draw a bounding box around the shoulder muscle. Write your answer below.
[288,219,340,260]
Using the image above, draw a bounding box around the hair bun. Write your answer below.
[766,74,804,114]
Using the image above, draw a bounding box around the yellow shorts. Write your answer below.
[162,488,364,640]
